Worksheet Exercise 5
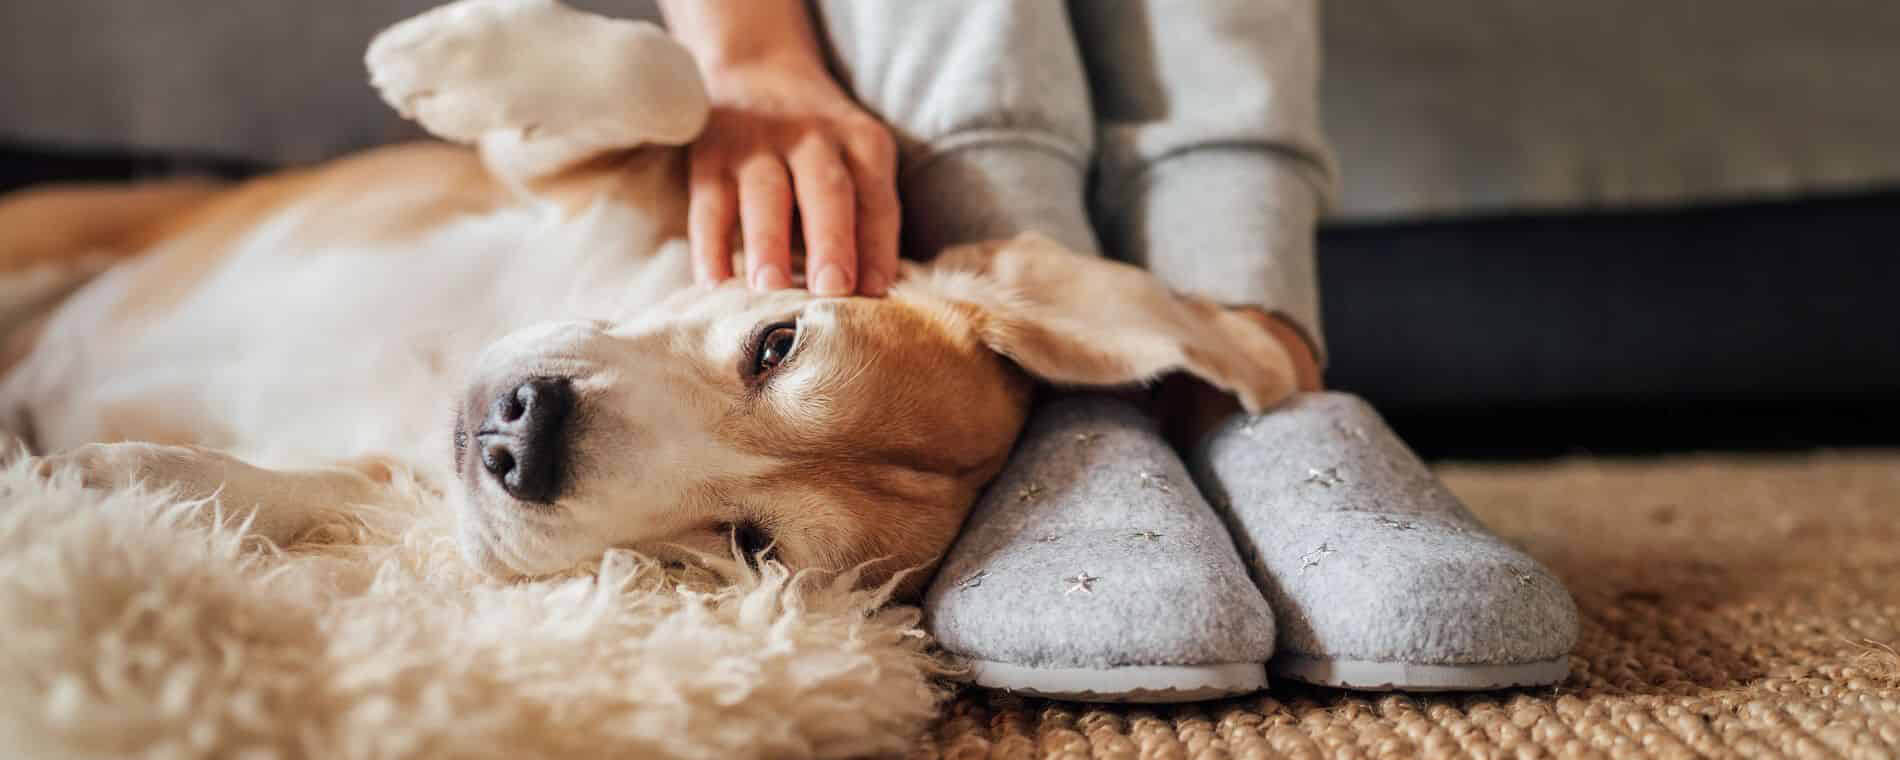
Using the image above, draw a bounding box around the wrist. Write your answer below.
[658,0,831,83]
[690,41,830,81]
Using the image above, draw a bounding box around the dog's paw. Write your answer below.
[33,444,331,545]
[366,0,707,182]
[34,442,238,497]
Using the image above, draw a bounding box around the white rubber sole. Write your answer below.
[1272,654,1570,691]
[957,659,1267,703]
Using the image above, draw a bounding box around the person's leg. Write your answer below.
[810,0,1098,259]
[1072,0,1579,689]
[812,1,1277,702]
[1072,0,1332,362]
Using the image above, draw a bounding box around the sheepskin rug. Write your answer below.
[0,462,950,759]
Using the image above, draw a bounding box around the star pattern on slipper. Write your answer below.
[1016,482,1045,502]
[955,570,988,591]
[1072,431,1103,447]
[1304,467,1345,488]
[1333,420,1368,441]
[1035,534,1062,544]
[1299,542,1335,572]
[1137,470,1174,493]
[1181,393,1581,683]
[1064,572,1098,595]
[1128,530,1164,541]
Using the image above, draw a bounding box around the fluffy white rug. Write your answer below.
[0,463,949,759]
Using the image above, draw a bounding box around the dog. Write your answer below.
[0,0,1295,593]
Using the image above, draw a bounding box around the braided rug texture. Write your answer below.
[911,452,1900,759]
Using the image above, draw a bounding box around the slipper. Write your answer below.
[1192,392,1578,690]
[923,395,1276,702]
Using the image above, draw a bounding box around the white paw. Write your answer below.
[35,442,238,498]
[34,444,329,545]
[367,0,708,180]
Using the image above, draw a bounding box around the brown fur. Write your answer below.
[0,311,49,382]
[0,178,227,374]
[0,178,225,275]
[722,298,1034,592]
[112,142,508,322]
[532,148,691,232]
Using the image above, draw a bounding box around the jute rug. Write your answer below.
[911,452,1900,759]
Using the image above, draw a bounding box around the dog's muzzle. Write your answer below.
[474,377,573,503]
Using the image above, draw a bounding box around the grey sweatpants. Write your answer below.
[814,1,1337,350]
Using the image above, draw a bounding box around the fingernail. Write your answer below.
[752,265,791,291]
[812,264,851,296]
[860,269,887,296]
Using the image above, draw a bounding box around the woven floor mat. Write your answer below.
[911,452,1900,759]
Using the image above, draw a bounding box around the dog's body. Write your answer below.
[0,0,1295,591]
[6,143,675,459]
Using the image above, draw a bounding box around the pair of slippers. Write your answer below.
[923,393,1578,701]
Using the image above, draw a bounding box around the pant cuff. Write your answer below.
[1098,148,1326,358]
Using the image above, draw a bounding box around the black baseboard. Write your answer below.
[1379,400,1900,461]
[0,141,262,194]
[1319,188,1900,457]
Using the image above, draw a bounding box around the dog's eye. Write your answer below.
[731,522,774,562]
[750,322,799,377]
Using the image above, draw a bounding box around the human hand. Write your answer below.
[685,57,899,296]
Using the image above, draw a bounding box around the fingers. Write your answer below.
[841,127,900,297]
[788,140,858,297]
[736,154,795,291]
[687,147,737,285]
[689,106,901,297]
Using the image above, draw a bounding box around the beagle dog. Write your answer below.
[0,0,1294,593]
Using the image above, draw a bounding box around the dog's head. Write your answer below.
[453,234,1295,593]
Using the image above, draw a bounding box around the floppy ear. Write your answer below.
[918,233,1298,414]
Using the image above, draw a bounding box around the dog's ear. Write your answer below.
[916,233,1297,414]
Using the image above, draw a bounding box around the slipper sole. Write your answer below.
[957,659,1267,703]
[1272,653,1569,691]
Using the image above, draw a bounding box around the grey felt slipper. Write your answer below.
[923,394,1277,703]
[1191,392,1579,691]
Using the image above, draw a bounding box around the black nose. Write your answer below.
[476,378,574,503]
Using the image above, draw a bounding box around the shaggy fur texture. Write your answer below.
[0,462,950,759]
